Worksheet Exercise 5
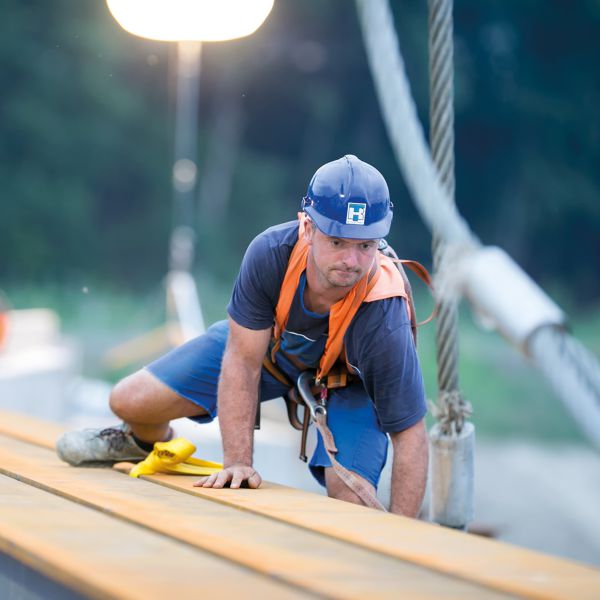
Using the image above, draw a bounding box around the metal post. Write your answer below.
[170,41,202,272]
[428,0,473,529]
[167,41,205,339]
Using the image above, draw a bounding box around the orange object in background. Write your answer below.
[0,311,8,350]
[0,290,9,350]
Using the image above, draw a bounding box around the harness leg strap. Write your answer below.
[313,414,386,512]
[296,371,387,512]
[254,403,261,430]
[299,406,310,462]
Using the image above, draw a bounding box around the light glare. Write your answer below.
[106,0,275,42]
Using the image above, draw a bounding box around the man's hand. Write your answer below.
[194,464,262,489]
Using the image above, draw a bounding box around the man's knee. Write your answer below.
[109,370,153,422]
[324,467,375,507]
[109,369,204,424]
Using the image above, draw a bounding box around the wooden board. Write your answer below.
[0,435,510,600]
[119,466,600,600]
[0,408,64,449]
[0,473,306,600]
[2,410,599,599]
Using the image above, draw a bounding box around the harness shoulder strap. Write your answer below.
[385,257,436,341]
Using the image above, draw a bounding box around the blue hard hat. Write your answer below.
[301,155,393,239]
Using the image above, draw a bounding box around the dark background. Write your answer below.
[1,0,599,307]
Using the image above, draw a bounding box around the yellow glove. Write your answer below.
[129,437,222,478]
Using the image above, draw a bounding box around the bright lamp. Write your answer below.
[106,0,275,42]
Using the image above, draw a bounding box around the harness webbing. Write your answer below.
[272,215,413,384]
[315,412,386,511]
[295,372,387,511]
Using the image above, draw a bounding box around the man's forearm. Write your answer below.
[217,349,260,467]
[389,420,429,517]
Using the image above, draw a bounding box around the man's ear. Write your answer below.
[303,217,315,245]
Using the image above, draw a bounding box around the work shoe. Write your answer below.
[56,423,150,466]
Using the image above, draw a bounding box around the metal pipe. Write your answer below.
[170,41,202,272]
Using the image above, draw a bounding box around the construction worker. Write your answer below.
[57,155,429,517]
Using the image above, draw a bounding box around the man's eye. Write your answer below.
[331,240,341,247]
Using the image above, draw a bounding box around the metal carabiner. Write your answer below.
[296,371,327,421]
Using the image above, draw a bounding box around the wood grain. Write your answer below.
[0,473,307,600]
[115,468,600,600]
[0,408,64,449]
[2,410,599,599]
[0,435,509,600]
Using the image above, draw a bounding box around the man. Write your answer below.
[57,155,428,517]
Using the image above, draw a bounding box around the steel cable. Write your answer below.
[428,0,471,434]
[529,328,600,448]
[355,0,478,249]
[355,0,600,450]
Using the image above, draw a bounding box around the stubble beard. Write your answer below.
[308,250,364,290]
[324,266,363,288]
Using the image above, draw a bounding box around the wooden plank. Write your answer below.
[116,470,600,600]
[2,410,599,598]
[0,474,306,600]
[0,409,64,449]
[0,435,510,600]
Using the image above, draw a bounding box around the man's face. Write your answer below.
[304,219,379,289]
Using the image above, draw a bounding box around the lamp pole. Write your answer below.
[166,41,205,340]
[105,0,275,348]
[171,41,202,273]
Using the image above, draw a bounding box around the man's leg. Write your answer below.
[57,321,229,465]
[324,467,377,506]
[308,383,389,506]
[108,369,207,445]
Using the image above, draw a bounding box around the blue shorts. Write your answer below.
[146,320,389,489]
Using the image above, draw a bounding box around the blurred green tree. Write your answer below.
[1,0,598,307]
[0,1,171,288]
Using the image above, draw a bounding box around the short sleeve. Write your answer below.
[226,235,279,329]
[345,297,427,433]
[226,224,298,330]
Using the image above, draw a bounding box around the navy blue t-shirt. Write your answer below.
[227,220,427,433]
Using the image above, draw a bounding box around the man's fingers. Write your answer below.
[192,466,262,490]
[230,470,244,489]
[212,469,232,489]
[201,473,219,488]
[247,471,262,489]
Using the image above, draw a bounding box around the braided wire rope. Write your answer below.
[428,0,472,435]
[355,0,478,249]
[355,0,600,449]
[529,328,600,445]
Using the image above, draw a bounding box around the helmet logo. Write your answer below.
[346,202,367,225]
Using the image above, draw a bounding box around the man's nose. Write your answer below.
[340,247,360,269]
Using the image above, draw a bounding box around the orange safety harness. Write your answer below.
[265,214,430,385]
[261,215,433,510]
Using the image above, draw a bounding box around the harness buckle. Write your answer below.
[297,371,327,422]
